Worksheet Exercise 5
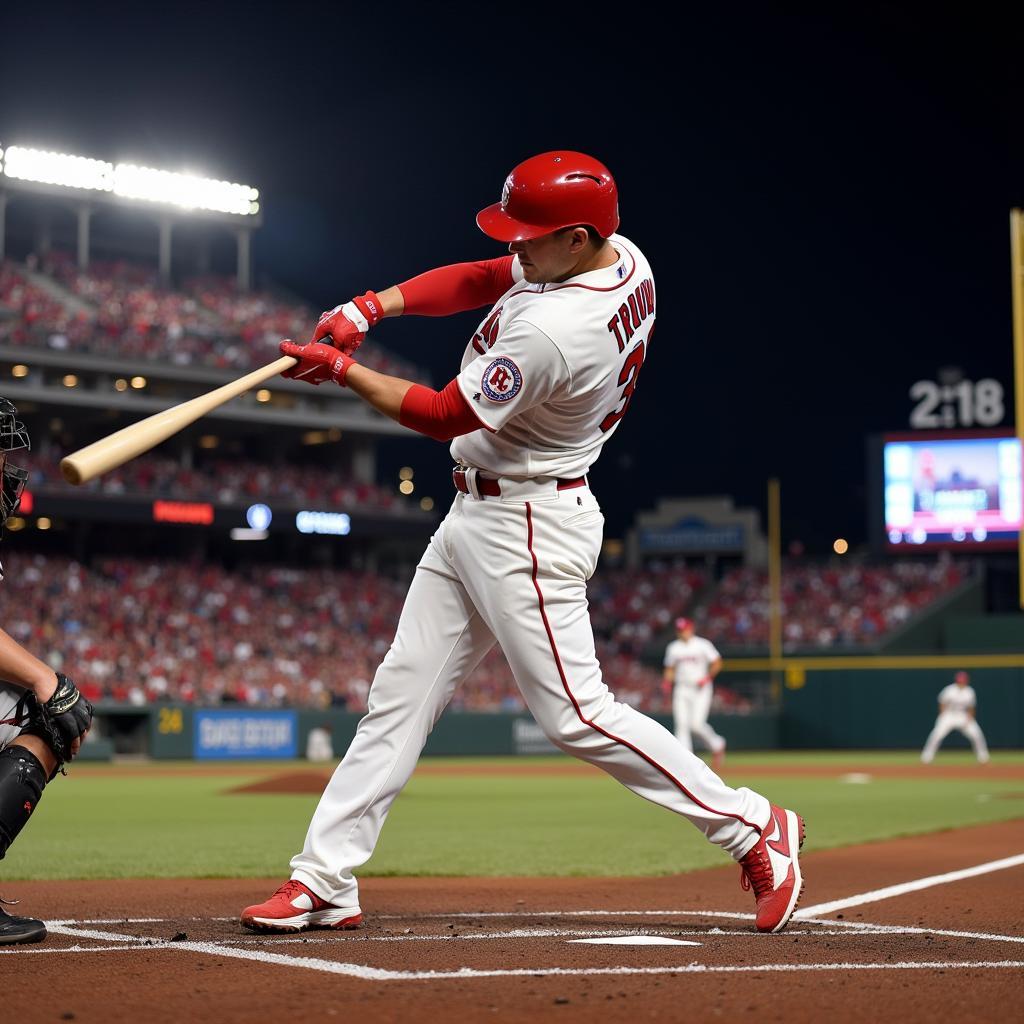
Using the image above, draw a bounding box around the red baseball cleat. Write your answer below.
[739,804,805,933]
[241,880,363,934]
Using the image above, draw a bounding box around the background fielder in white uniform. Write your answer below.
[242,151,805,935]
[663,617,727,768]
[921,670,990,764]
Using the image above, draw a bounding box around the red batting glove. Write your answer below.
[310,291,384,354]
[697,676,712,688]
[280,340,354,387]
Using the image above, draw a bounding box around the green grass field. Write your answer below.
[5,751,1023,881]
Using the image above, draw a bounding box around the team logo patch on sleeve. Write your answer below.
[481,356,523,402]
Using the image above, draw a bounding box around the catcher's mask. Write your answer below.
[0,398,30,576]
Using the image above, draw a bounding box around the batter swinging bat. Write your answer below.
[60,355,297,485]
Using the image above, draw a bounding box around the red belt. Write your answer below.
[452,468,585,498]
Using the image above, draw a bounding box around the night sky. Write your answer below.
[1,5,1022,549]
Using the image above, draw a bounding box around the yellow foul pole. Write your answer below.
[1012,210,1024,609]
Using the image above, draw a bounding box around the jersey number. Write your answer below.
[600,334,649,433]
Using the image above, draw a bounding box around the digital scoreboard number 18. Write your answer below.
[909,378,1005,429]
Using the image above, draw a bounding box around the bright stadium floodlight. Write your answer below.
[2,145,113,191]
[0,143,259,216]
[113,163,259,215]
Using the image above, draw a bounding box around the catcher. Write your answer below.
[0,398,93,944]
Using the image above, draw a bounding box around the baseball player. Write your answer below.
[0,399,93,944]
[920,670,990,764]
[242,151,805,935]
[663,618,727,770]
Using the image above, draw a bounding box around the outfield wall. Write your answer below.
[82,706,779,760]
[79,665,1023,760]
[780,666,1024,748]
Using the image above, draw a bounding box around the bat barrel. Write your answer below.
[60,456,86,486]
[59,355,296,486]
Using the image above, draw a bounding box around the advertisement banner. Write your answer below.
[638,520,745,553]
[194,710,298,759]
[511,718,558,755]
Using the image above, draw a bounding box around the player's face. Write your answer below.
[679,625,694,640]
[509,228,587,283]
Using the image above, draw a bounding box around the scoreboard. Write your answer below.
[882,432,1022,550]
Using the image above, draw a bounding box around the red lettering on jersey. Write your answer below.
[634,283,648,319]
[600,337,648,433]
[618,303,635,341]
[608,279,655,351]
[641,279,655,316]
[627,292,641,328]
[607,315,625,352]
[471,305,503,355]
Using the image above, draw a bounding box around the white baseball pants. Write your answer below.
[291,482,771,907]
[921,710,990,763]
[673,685,726,754]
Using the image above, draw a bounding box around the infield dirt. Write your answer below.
[4,819,1022,1023]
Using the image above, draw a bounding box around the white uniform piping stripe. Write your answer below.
[524,502,765,835]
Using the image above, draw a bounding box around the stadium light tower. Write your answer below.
[1012,210,1024,609]
[0,144,261,289]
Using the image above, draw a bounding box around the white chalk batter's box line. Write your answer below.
[8,922,1024,980]
[5,852,1022,980]
[3,910,1019,981]
[21,914,1024,948]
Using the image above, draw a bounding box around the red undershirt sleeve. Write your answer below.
[397,256,515,316]
[398,378,492,442]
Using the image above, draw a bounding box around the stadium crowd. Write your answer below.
[27,441,419,513]
[0,554,970,712]
[0,260,68,331]
[700,559,968,649]
[0,255,425,380]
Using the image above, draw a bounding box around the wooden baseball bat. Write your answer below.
[60,355,297,485]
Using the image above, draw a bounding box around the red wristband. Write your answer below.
[330,350,355,386]
[352,290,383,327]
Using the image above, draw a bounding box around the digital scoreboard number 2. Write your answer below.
[909,378,1005,429]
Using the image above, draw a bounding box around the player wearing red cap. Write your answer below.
[241,152,805,935]
[663,618,727,770]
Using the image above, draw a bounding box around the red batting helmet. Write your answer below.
[476,151,620,242]
[675,617,693,632]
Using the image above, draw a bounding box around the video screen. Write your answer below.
[883,434,1022,548]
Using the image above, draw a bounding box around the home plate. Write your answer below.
[568,936,702,946]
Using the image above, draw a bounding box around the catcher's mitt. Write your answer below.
[28,674,93,766]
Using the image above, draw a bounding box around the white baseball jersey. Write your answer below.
[938,684,976,713]
[451,234,655,479]
[664,636,721,688]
